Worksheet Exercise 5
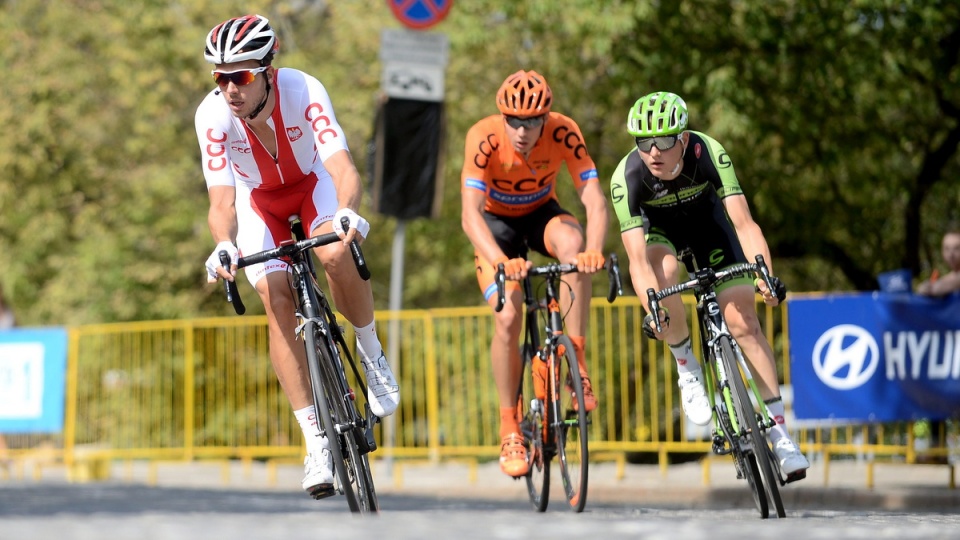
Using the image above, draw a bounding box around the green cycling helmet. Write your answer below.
[627,92,689,137]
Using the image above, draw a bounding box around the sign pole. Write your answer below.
[384,219,406,477]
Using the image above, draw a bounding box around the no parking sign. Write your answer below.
[387,0,452,30]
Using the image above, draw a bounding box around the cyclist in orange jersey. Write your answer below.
[460,70,609,478]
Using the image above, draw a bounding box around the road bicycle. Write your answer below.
[495,255,622,512]
[646,250,798,519]
[219,216,379,514]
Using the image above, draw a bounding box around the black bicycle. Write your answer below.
[646,251,794,519]
[219,216,379,514]
[496,254,622,512]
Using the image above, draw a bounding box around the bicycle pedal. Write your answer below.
[711,435,731,455]
[308,484,336,500]
[785,469,807,484]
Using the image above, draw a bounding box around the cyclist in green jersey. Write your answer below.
[609,91,809,478]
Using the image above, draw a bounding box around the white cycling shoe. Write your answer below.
[363,353,400,417]
[302,448,335,499]
[678,371,713,426]
[773,437,810,477]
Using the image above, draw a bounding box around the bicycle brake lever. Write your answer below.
[606,254,623,303]
[219,250,246,315]
[340,217,371,281]
[646,288,662,333]
[494,263,506,313]
[754,254,775,294]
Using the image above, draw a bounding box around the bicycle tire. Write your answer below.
[315,325,379,514]
[553,334,589,513]
[303,322,357,508]
[719,335,778,519]
[324,311,380,512]
[520,344,550,512]
[726,341,785,517]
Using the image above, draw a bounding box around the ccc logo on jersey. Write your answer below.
[305,103,337,144]
[550,125,586,159]
[472,134,499,169]
[491,171,557,193]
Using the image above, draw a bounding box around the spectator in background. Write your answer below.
[913,229,960,462]
[916,229,960,297]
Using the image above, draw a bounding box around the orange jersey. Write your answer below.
[461,113,599,217]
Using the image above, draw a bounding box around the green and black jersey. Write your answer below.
[609,131,748,271]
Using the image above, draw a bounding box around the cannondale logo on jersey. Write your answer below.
[811,324,880,390]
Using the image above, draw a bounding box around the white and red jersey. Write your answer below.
[194,67,349,191]
[195,67,349,287]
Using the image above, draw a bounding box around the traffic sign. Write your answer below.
[387,0,452,30]
[380,28,449,66]
[380,29,448,101]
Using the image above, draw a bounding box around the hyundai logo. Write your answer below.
[812,324,879,390]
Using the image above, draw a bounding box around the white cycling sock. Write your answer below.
[669,337,701,375]
[354,321,383,361]
[294,405,327,455]
[765,397,789,443]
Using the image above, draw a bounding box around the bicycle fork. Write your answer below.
[699,302,740,456]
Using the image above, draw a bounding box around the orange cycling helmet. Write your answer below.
[496,70,553,116]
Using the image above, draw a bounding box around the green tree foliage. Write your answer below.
[1,0,958,325]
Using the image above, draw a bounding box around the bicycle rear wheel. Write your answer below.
[554,335,589,513]
[719,336,782,518]
[313,325,378,514]
[520,344,550,512]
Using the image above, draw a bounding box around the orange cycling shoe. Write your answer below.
[499,433,529,477]
[568,374,598,413]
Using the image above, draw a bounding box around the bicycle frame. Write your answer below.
[520,270,563,370]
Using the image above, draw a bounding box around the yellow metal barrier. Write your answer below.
[1,296,945,486]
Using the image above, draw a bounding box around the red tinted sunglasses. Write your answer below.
[211,66,268,87]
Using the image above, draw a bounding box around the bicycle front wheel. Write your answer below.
[719,336,782,518]
[313,325,379,514]
[723,338,785,518]
[554,335,589,513]
[520,344,550,512]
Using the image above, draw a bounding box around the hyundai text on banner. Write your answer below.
[788,293,960,422]
[0,328,68,432]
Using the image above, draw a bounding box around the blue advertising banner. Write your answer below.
[0,328,68,433]
[788,293,960,422]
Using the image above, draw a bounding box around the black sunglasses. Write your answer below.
[504,115,546,129]
[635,135,680,153]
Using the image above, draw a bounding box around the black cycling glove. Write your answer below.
[756,276,788,303]
[642,310,670,340]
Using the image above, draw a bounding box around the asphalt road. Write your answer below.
[2,458,958,539]
[1,483,959,540]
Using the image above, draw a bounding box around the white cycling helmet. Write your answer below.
[204,14,278,65]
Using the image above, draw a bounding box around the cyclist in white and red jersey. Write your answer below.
[195,14,399,499]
